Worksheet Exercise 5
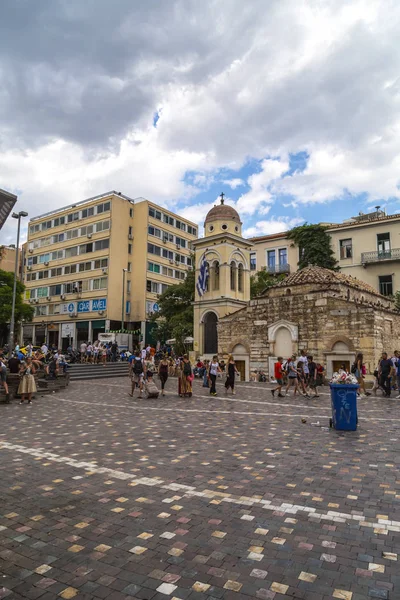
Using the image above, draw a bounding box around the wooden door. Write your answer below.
[236,360,246,382]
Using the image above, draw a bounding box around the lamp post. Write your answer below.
[121,268,127,331]
[9,211,28,355]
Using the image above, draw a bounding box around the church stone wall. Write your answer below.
[218,286,400,377]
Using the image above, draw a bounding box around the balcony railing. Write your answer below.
[262,263,291,274]
[361,248,400,266]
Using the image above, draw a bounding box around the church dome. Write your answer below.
[205,203,241,224]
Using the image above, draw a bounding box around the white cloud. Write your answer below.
[222,178,245,189]
[243,217,304,238]
[1,0,400,244]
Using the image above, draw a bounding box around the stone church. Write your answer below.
[193,198,400,381]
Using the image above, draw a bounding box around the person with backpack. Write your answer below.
[179,355,193,397]
[158,355,169,396]
[129,351,145,398]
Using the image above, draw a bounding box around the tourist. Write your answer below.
[298,350,309,385]
[0,356,10,402]
[179,355,193,398]
[129,351,145,398]
[296,361,310,397]
[111,341,118,362]
[378,352,392,398]
[158,355,169,396]
[41,342,48,356]
[25,343,32,358]
[271,357,284,397]
[86,342,93,363]
[353,352,370,396]
[203,360,210,387]
[225,354,239,395]
[80,341,87,362]
[208,356,221,396]
[285,355,299,396]
[8,353,21,374]
[307,355,319,398]
[18,357,37,404]
[393,351,400,398]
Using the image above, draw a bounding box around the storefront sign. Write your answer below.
[61,323,75,338]
[60,299,107,314]
[92,298,107,311]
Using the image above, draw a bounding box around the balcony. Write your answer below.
[361,248,400,266]
[262,263,291,274]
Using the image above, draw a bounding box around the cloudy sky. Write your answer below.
[1,0,400,244]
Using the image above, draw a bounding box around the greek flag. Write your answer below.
[196,254,209,297]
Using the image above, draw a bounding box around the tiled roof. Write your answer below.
[205,204,241,223]
[275,265,386,298]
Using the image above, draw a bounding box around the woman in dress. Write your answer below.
[225,354,239,395]
[178,355,192,397]
[18,357,37,404]
[353,352,370,397]
[158,355,169,396]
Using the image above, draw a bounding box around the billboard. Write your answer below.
[0,189,18,231]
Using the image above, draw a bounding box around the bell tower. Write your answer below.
[192,193,252,357]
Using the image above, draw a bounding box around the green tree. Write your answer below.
[151,267,195,351]
[394,290,400,311]
[287,224,339,270]
[250,269,286,298]
[0,269,34,344]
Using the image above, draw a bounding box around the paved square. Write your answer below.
[0,377,399,599]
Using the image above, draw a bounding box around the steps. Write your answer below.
[68,362,129,381]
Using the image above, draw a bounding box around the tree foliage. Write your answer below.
[287,224,339,271]
[151,267,195,354]
[0,269,34,343]
[250,270,286,298]
[394,290,400,311]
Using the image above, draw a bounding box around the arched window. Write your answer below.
[204,312,218,354]
[238,263,243,292]
[230,261,236,291]
[213,261,220,291]
[205,262,210,292]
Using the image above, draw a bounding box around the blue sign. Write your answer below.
[92,298,107,311]
[153,302,160,312]
[77,300,90,313]
[67,303,75,313]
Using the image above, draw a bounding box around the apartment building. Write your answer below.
[23,192,197,348]
[249,208,400,297]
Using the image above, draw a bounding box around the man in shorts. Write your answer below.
[129,351,146,398]
[271,357,284,397]
[285,355,299,397]
[307,355,319,398]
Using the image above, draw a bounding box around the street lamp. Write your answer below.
[9,211,28,354]
[121,268,127,331]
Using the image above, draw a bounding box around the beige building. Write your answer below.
[249,208,400,297]
[23,192,197,348]
[192,197,252,377]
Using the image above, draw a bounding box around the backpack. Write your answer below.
[133,359,143,375]
[283,360,290,374]
[183,361,191,376]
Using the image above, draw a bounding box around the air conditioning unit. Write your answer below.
[28,249,33,254]
[175,260,180,265]
[60,294,66,300]
[98,310,104,316]
[46,296,51,301]
[87,233,92,239]
[27,266,32,271]
[69,312,77,318]
[128,234,133,240]
[29,299,34,304]
[35,299,39,304]
[102,267,108,274]
[44,261,49,266]
[176,244,181,249]
[169,259,173,264]
[163,237,168,243]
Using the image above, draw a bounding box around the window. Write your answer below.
[127,280,131,293]
[162,248,173,260]
[95,220,109,232]
[379,275,393,296]
[129,208,133,218]
[278,248,288,265]
[146,280,160,294]
[377,233,391,256]
[175,220,182,230]
[51,250,64,260]
[35,305,48,316]
[187,257,192,267]
[79,243,93,254]
[127,261,131,272]
[49,284,62,296]
[128,225,133,236]
[230,261,236,291]
[339,239,352,259]
[188,225,197,236]
[93,277,108,290]
[48,304,60,315]
[148,262,161,273]
[37,287,49,298]
[267,250,276,268]
[146,301,154,314]
[162,266,173,277]
[250,253,257,271]
[94,239,109,251]
[65,246,78,258]
[148,226,161,237]
[126,301,131,314]
[128,243,132,254]
[176,236,186,248]
[212,261,220,291]
[148,243,161,256]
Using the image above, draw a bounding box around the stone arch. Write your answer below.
[327,335,355,352]
[268,319,299,343]
[227,338,251,355]
[228,249,249,270]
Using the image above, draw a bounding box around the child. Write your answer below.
[271,357,284,397]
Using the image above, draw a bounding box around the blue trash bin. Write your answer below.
[329,383,359,431]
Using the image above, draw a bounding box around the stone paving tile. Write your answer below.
[0,377,399,599]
